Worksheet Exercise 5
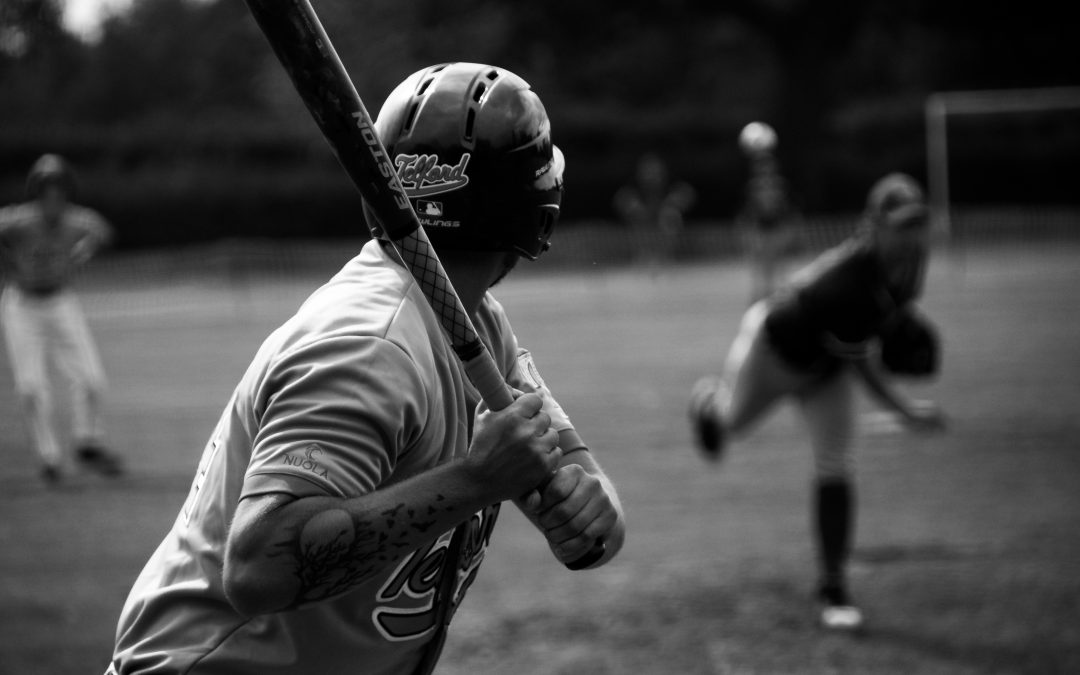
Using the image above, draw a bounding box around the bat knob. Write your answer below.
[564,539,606,571]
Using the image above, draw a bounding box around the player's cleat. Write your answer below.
[41,465,62,487]
[689,376,726,459]
[817,584,864,632]
[77,445,124,477]
[820,604,864,631]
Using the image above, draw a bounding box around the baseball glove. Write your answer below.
[879,307,940,377]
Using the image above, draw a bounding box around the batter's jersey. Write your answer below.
[111,240,573,674]
[0,202,111,294]
[763,237,924,372]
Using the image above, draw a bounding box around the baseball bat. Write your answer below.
[244,0,603,570]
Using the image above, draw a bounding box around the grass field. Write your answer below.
[1,240,1078,674]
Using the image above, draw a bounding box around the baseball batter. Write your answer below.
[689,172,946,630]
[0,154,122,484]
[108,63,625,675]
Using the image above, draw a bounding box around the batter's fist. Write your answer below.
[531,464,618,565]
[466,392,561,503]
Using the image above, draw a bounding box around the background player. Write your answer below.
[0,154,122,484]
[613,151,696,269]
[109,63,625,675]
[688,172,946,631]
[736,121,804,304]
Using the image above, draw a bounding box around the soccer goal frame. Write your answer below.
[924,86,1080,241]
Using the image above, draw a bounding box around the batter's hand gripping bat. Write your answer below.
[244,0,604,571]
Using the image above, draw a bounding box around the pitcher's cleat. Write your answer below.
[689,376,726,459]
[77,445,125,477]
[41,465,62,487]
[818,584,864,632]
[820,603,864,631]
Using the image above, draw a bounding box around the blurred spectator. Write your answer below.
[613,152,696,269]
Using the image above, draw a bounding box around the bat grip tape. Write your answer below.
[458,342,514,411]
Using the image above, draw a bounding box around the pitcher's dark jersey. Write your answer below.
[764,238,923,373]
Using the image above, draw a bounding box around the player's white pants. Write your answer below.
[719,300,854,480]
[1,286,107,467]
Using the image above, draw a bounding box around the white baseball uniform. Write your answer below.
[0,202,111,468]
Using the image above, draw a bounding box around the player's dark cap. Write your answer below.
[866,173,928,230]
[369,62,563,260]
[26,153,77,199]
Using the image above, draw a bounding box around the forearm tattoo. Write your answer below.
[271,495,456,607]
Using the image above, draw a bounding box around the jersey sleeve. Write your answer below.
[242,335,428,500]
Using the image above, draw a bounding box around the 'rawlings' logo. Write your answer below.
[394,153,471,198]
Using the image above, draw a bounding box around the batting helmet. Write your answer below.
[865,173,928,230]
[25,153,76,199]
[368,62,564,260]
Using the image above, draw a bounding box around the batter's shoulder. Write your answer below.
[67,205,113,238]
[473,292,518,372]
[477,293,514,342]
[479,292,509,321]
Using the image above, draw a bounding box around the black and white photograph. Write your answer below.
[0,1,1077,673]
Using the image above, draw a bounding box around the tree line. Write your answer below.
[1,0,1076,248]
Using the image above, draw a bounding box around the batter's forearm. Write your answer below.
[559,449,626,562]
[513,443,627,566]
[224,460,495,616]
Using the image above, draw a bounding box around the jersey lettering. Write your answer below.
[394,153,471,198]
[372,503,499,642]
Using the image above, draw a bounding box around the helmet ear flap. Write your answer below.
[514,145,564,259]
[517,202,559,260]
[536,206,557,247]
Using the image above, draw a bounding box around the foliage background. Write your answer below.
[1,0,1078,248]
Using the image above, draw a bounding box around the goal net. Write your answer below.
[925,87,1080,245]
